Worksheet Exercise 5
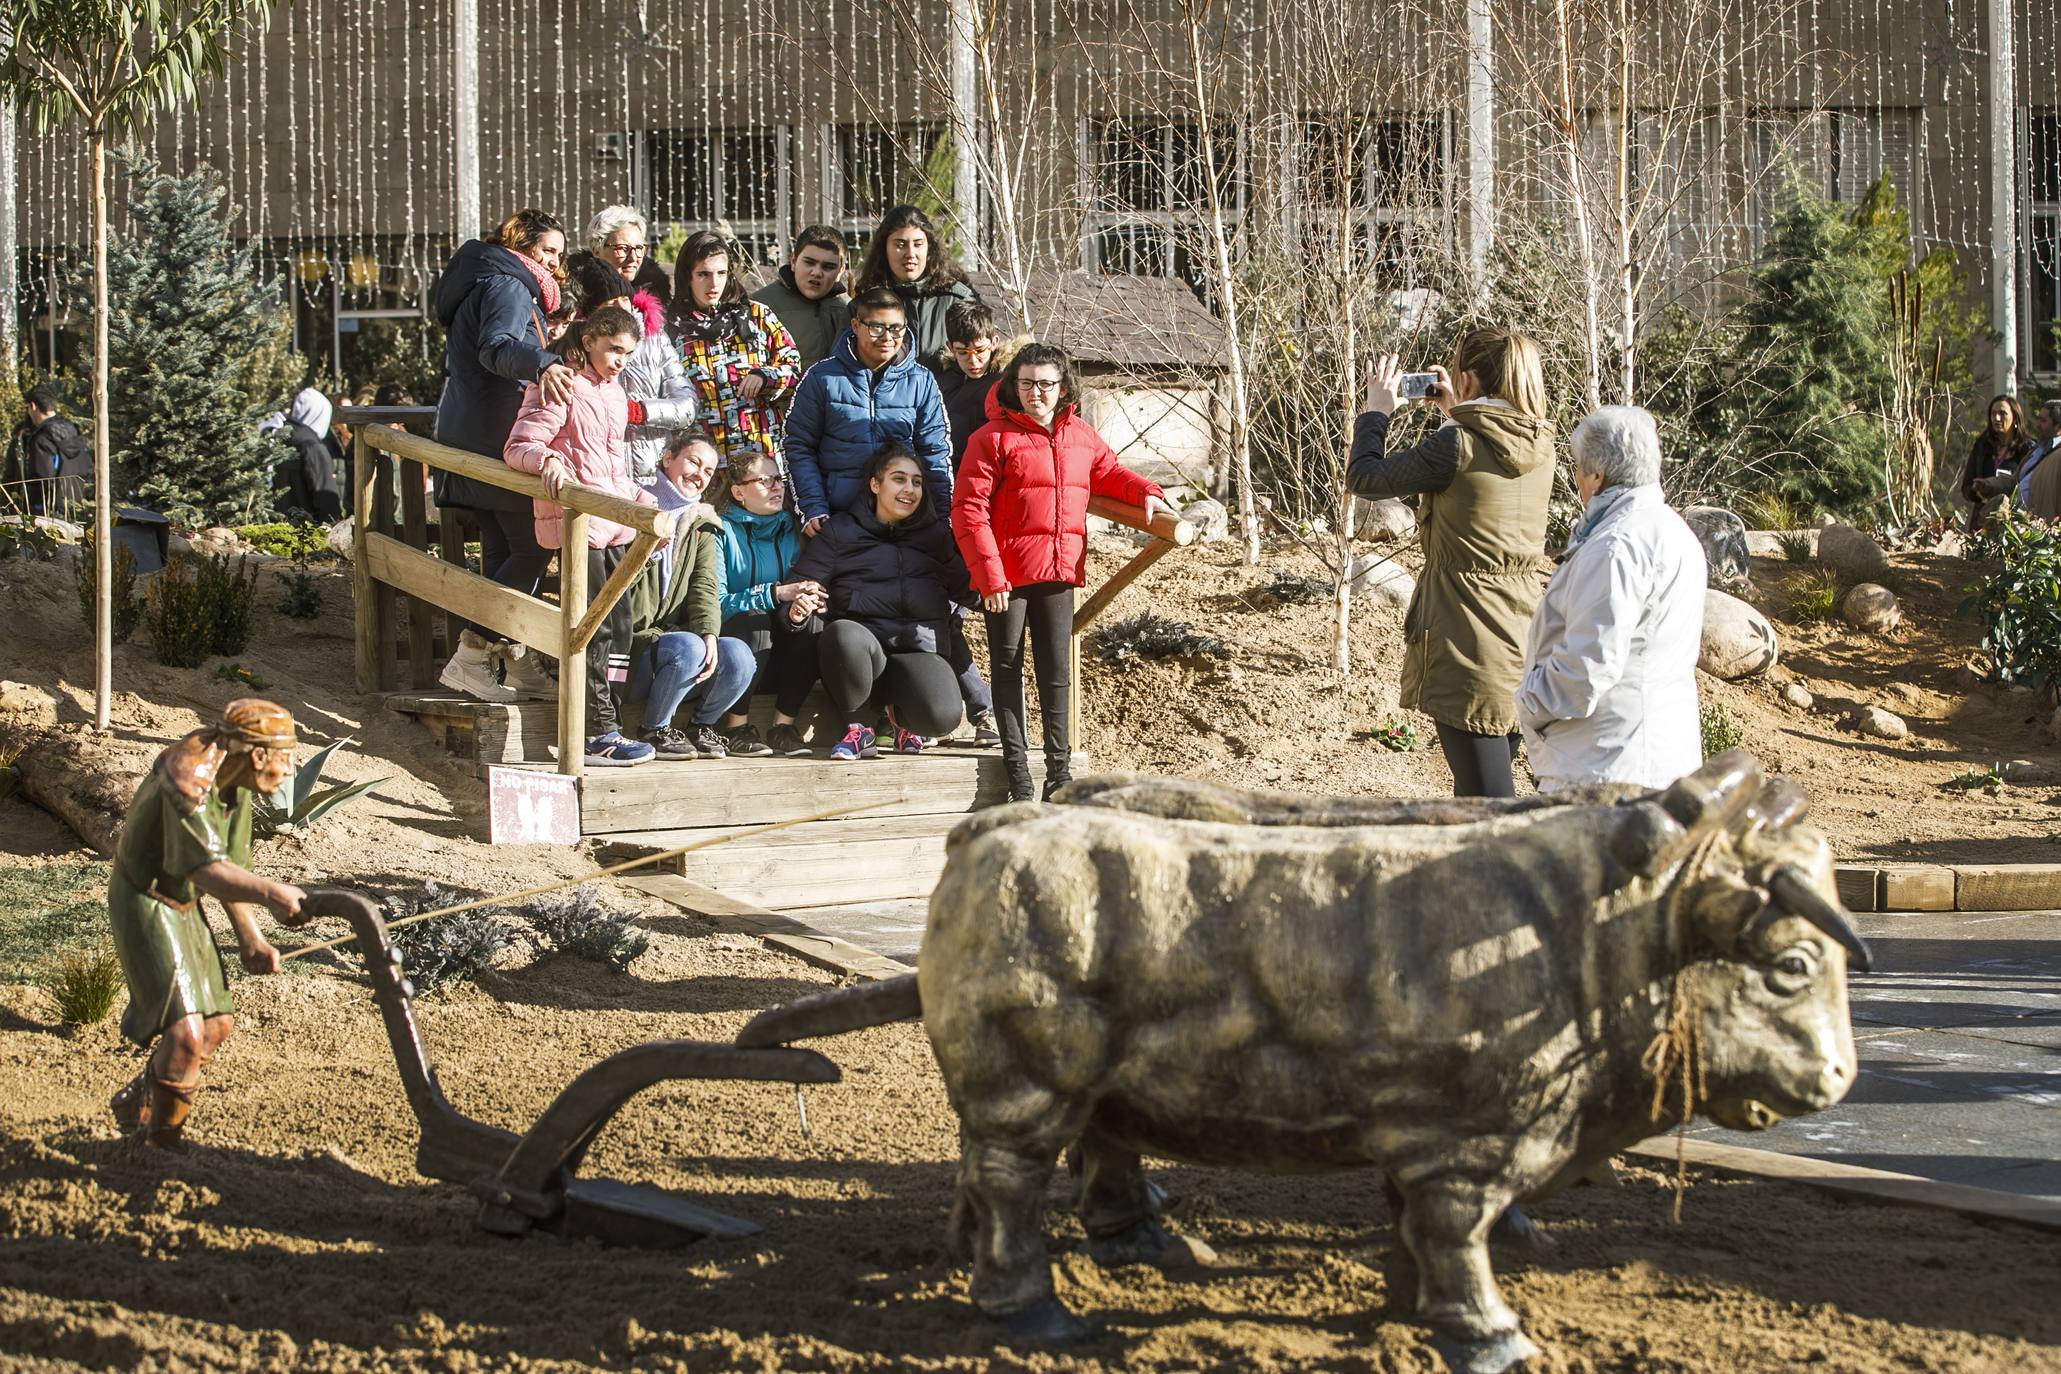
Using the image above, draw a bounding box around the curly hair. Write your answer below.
[854,204,969,296]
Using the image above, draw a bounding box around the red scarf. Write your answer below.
[512,250,561,316]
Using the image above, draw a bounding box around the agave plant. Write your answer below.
[252,737,387,839]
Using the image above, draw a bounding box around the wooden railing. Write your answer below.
[343,406,1194,778]
[344,407,677,777]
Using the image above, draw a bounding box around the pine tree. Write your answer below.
[94,157,302,527]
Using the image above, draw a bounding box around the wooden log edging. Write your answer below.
[1834,862,2061,912]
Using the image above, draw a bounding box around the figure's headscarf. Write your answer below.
[162,699,297,806]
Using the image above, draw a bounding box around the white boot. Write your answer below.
[496,641,557,700]
[438,629,517,702]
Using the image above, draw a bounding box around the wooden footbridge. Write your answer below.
[341,407,1196,922]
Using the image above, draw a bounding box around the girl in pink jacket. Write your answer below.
[502,304,662,767]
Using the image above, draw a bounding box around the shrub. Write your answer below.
[1700,702,1744,758]
[1788,570,1841,624]
[145,552,260,667]
[1259,570,1329,606]
[73,539,141,644]
[0,520,59,561]
[251,737,385,839]
[236,522,330,560]
[213,663,268,692]
[1737,491,1807,532]
[391,914,513,995]
[1094,613,1231,664]
[1371,719,1419,752]
[520,887,650,973]
[1946,763,2006,797]
[1964,512,2061,688]
[1778,530,1814,563]
[40,945,125,1027]
[278,568,323,620]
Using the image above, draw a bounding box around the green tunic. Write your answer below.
[108,762,254,1046]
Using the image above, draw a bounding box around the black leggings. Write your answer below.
[723,612,821,718]
[467,506,551,641]
[817,619,964,737]
[985,582,1074,788]
[1436,724,1521,799]
[584,544,633,736]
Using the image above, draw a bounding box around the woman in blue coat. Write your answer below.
[431,208,578,701]
[785,287,953,539]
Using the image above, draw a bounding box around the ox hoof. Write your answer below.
[1087,1217,1218,1271]
[1488,1205,1555,1257]
[1429,1329,1541,1374]
[991,1297,1101,1347]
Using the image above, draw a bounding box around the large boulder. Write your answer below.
[1699,589,1779,679]
[1682,506,1751,589]
[1817,523,1891,582]
[1178,498,1230,544]
[1355,497,1416,545]
[1348,554,1416,611]
[326,517,355,560]
[1842,582,1901,633]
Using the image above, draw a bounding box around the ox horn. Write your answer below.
[1768,865,1874,973]
[1742,777,1808,835]
[1614,751,1765,878]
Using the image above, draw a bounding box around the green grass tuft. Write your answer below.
[1778,530,1814,563]
[0,861,112,983]
[39,944,124,1026]
[1788,570,1841,624]
[1700,701,1744,758]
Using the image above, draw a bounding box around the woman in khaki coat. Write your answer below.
[1348,329,1555,797]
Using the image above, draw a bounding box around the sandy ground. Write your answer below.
[0,540,2056,1371]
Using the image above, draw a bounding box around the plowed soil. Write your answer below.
[0,535,2054,1372]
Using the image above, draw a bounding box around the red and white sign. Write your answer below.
[488,767,581,846]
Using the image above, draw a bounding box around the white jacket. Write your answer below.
[1516,483,1707,792]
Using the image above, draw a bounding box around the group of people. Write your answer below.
[1960,392,2061,529]
[432,202,1164,801]
[1350,330,1710,799]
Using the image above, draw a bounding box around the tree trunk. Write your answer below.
[1333,207,1356,675]
[2,728,133,858]
[92,128,112,735]
[1555,0,1604,412]
[1615,0,1636,403]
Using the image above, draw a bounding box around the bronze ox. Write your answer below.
[741,752,1866,1373]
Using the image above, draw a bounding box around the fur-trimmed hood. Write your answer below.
[631,289,667,340]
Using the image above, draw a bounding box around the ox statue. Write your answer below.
[737,751,1867,1373]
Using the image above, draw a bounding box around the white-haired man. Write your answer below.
[1516,405,1708,793]
[585,205,672,306]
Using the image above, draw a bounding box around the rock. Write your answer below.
[1355,497,1415,544]
[1682,506,1751,588]
[1841,582,1901,633]
[1179,498,1230,543]
[167,533,194,557]
[326,518,355,560]
[1816,523,1891,581]
[32,515,83,543]
[1844,706,1909,741]
[0,680,56,723]
[1348,554,1416,611]
[1698,589,1779,680]
[1932,529,1968,559]
[2003,758,2051,784]
[1780,682,1814,711]
[1745,529,1816,558]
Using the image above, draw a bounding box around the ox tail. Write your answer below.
[734,974,922,1048]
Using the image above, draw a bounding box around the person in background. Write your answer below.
[790,445,975,759]
[565,251,696,483]
[585,204,671,308]
[939,299,1001,469]
[1348,330,1555,799]
[501,305,658,768]
[752,225,852,377]
[432,207,575,703]
[271,386,343,523]
[953,342,1169,801]
[14,384,89,519]
[1516,406,1707,793]
[853,204,976,379]
[668,229,801,473]
[627,433,756,759]
[1978,398,2061,511]
[713,453,825,758]
[1958,393,2033,533]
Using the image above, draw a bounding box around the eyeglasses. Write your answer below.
[610,242,649,260]
[1019,378,1063,394]
[855,320,909,338]
[736,473,787,489]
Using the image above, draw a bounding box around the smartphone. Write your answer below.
[1399,372,1440,401]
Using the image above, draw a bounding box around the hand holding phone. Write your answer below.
[1399,372,1440,401]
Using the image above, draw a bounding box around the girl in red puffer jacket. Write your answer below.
[952,342,1172,801]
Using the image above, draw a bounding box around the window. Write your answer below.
[1285,114,1450,282]
[643,126,792,269]
[824,122,950,253]
[2028,112,2061,374]
[1079,116,1245,293]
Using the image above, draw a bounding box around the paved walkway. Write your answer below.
[782,902,2061,1202]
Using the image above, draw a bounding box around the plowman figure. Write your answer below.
[106,698,310,1146]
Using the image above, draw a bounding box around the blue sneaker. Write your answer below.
[828,723,878,761]
[585,730,654,767]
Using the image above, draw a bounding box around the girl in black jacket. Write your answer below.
[789,444,975,758]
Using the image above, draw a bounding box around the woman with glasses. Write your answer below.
[953,342,1172,801]
[584,205,672,308]
[713,453,824,757]
[667,229,802,472]
[785,286,954,539]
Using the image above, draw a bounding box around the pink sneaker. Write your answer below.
[894,728,925,754]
